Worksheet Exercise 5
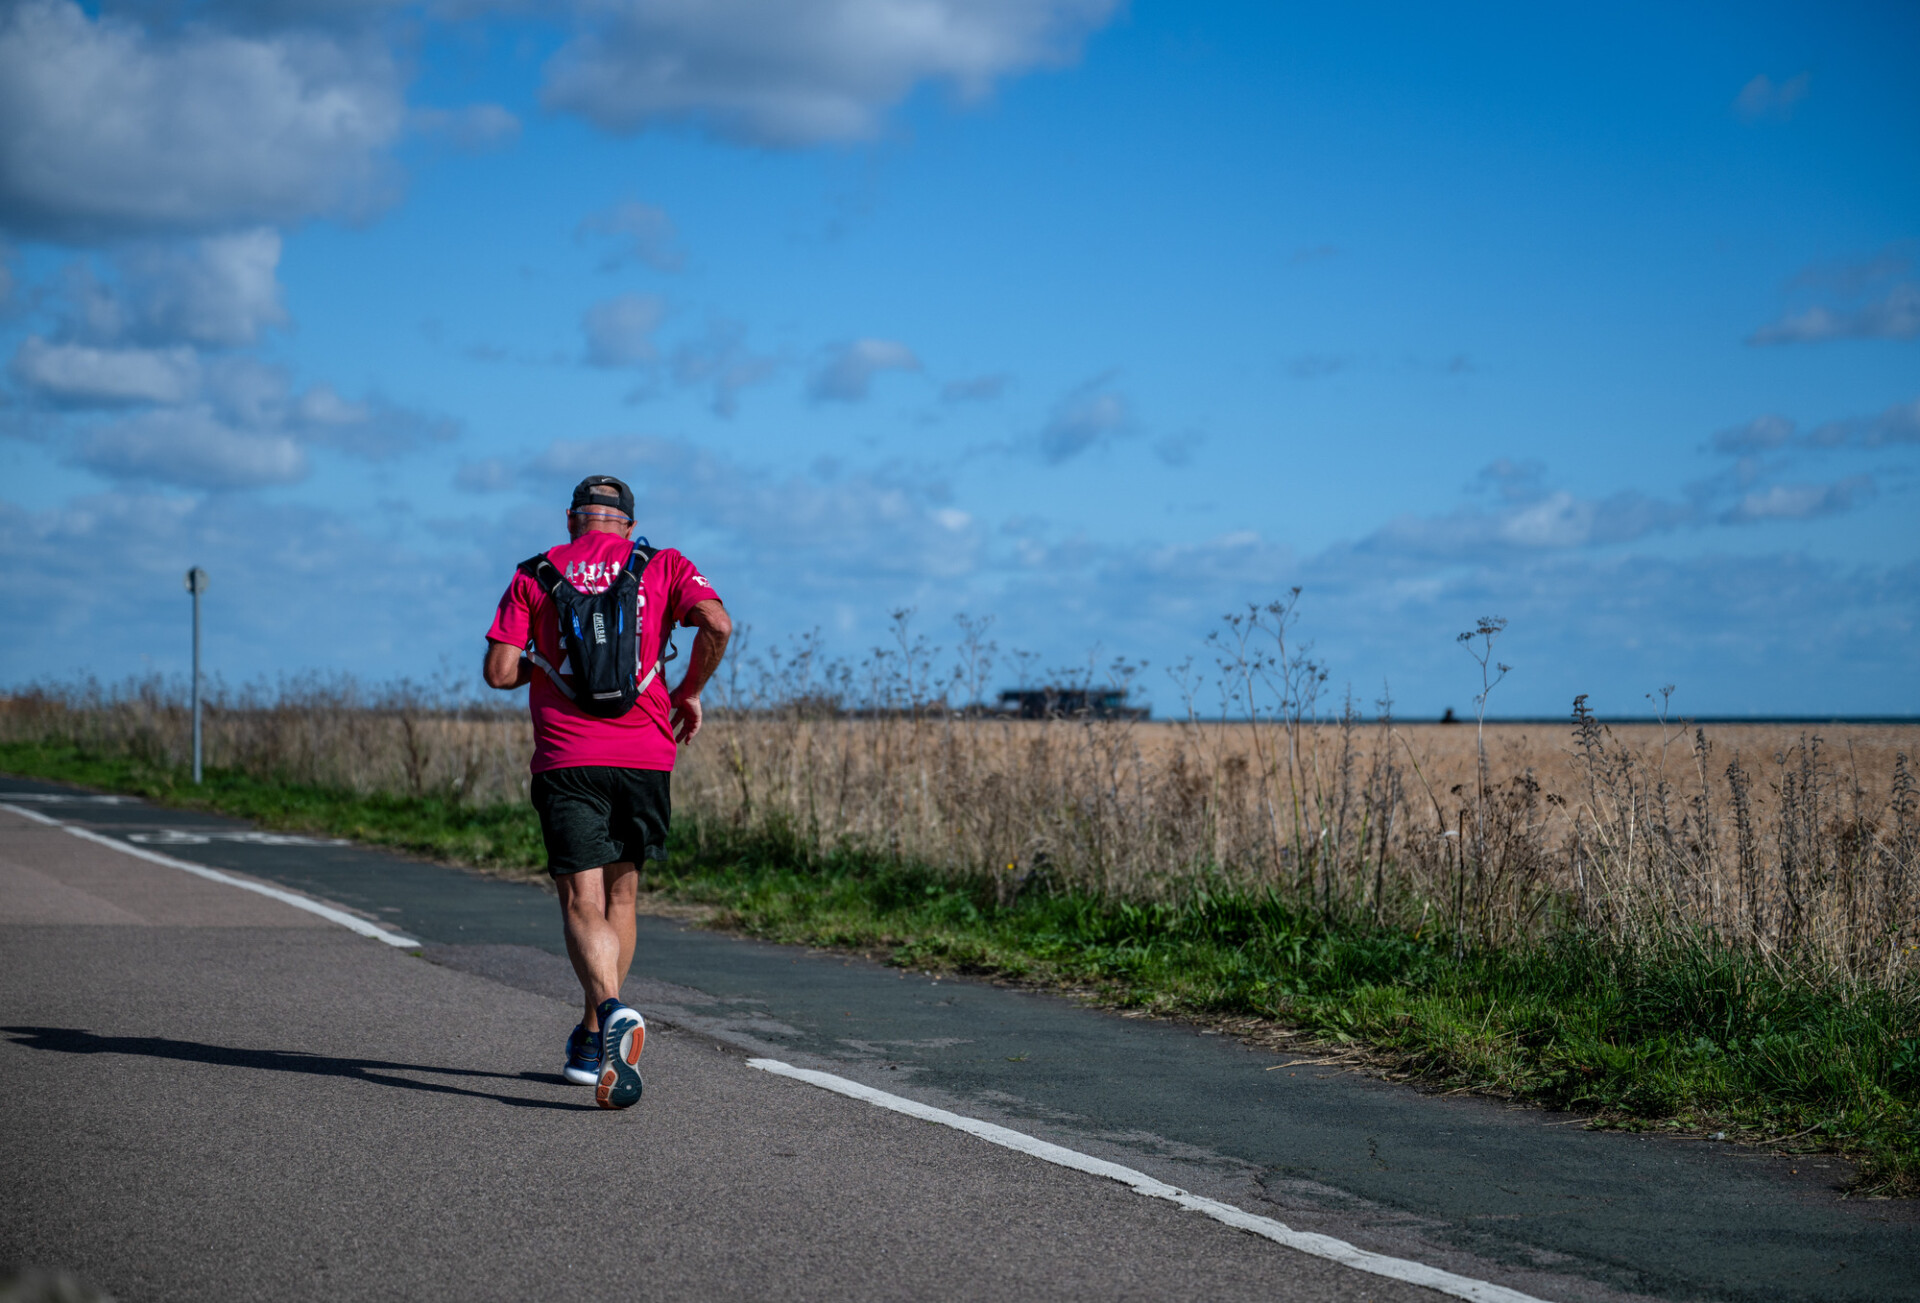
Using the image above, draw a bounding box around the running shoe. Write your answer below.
[595,998,646,1110]
[562,1023,601,1087]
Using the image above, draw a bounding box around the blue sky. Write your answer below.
[1,0,1915,717]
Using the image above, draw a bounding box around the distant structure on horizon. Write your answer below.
[997,687,1148,721]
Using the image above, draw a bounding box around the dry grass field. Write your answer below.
[5,668,1915,988]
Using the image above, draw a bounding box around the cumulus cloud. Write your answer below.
[504,433,979,580]
[1152,432,1203,467]
[1711,414,1795,454]
[1711,398,1920,453]
[540,0,1120,147]
[1733,71,1809,122]
[288,384,458,460]
[1747,282,1920,345]
[670,319,781,417]
[10,337,200,406]
[1361,489,1697,561]
[73,407,309,490]
[576,200,684,272]
[1286,353,1348,380]
[409,103,521,153]
[1474,459,1548,502]
[0,486,513,683]
[1789,246,1912,298]
[119,228,289,347]
[1354,441,1894,569]
[1850,398,1920,447]
[1038,378,1129,463]
[453,457,516,493]
[580,293,667,368]
[941,372,1006,403]
[0,0,405,240]
[1748,250,1918,346]
[809,337,921,402]
[1722,476,1876,523]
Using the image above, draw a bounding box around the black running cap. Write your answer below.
[569,475,634,520]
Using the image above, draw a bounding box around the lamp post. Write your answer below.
[184,567,209,784]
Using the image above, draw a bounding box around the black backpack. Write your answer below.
[516,541,675,719]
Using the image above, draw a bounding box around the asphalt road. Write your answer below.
[2,777,1915,1302]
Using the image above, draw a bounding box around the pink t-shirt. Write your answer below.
[486,532,720,774]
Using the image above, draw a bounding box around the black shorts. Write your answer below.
[530,766,671,876]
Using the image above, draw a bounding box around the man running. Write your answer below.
[482,474,731,1109]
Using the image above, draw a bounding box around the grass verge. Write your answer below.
[0,741,546,869]
[6,740,1916,1196]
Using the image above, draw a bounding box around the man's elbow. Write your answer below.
[693,601,732,641]
[482,644,521,690]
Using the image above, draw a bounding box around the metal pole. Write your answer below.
[192,585,202,784]
[185,567,209,784]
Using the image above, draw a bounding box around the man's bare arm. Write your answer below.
[483,638,531,690]
[669,598,731,743]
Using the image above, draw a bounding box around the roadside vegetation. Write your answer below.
[3,599,1915,1193]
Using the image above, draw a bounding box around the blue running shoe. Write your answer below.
[595,998,646,1110]
[562,1023,601,1087]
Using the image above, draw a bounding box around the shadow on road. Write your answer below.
[4,1026,592,1111]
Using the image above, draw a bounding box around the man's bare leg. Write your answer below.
[557,862,639,1031]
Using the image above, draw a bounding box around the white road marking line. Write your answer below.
[0,802,421,948]
[748,1058,1552,1303]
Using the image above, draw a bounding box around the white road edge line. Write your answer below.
[0,802,421,948]
[748,1058,1552,1303]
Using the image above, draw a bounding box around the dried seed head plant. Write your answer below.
[3,598,1915,990]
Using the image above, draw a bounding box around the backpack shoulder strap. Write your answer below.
[513,552,580,700]
[517,553,570,594]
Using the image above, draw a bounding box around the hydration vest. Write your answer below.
[515,541,675,719]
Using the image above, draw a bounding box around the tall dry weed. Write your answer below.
[4,603,1915,988]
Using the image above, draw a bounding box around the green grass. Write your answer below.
[7,738,1916,1195]
[0,740,546,869]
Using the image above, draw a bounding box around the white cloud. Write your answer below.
[454,457,516,493]
[1733,71,1809,122]
[1723,475,1874,523]
[1788,245,1911,298]
[120,228,289,347]
[1360,488,1697,561]
[670,319,781,417]
[10,337,200,406]
[74,407,309,489]
[540,0,1120,146]
[1720,397,1920,451]
[409,103,522,153]
[1856,398,1920,447]
[1038,379,1129,463]
[941,372,1006,403]
[809,337,921,402]
[1711,414,1795,454]
[289,384,458,460]
[507,434,980,580]
[1747,282,1920,344]
[581,293,668,367]
[1287,353,1348,379]
[576,200,684,272]
[0,486,513,685]
[0,0,404,240]
[1152,432,1202,467]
